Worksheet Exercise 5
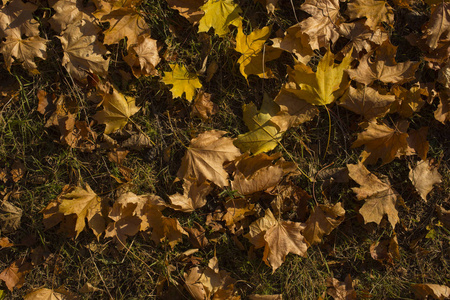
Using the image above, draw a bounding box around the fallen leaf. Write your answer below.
[23,287,70,299]
[223,198,255,228]
[347,162,399,228]
[270,24,313,64]
[347,0,394,30]
[166,0,204,23]
[438,60,450,88]
[370,235,400,264]
[121,132,154,150]
[326,274,357,300]
[105,201,141,250]
[151,216,187,248]
[286,48,353,106]
[411,283,450,300]
[347,40,419,85]
[177,130,241,187]
[249,294,282,300]
[185,222,208,248]
[169,178,213,212]
[0,237,13,248]
[58,21,110,82]
[93,85,141,134]
[408,160,442,201]
[255,0,279,14]
[436,205,450,230]
[198,0,242,36]
[435,89,450,124]
[123,33,161,77]
[58,184,105,238]
[391,85,426,118]
[10,160,26,182]
[191,91,218,120]
[339,85,395,120]
[351,120,409,165]
[162,64,202,101]
[0,260,32,291]
[303,203,345,245]
[406,127,429,161]
[421,3,450,50]
[234,94,283,154]
[0,0,39,38]
[49,0,98,33]
[0,201,22,234]
[79,282,102,293]
[299,0,343,50]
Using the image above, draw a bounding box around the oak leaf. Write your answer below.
[303,202,345,245]
[1,27,47,74]
[0,0,39,38]
[286,48,353,106]
[411,284,450,299]
[352,120,409,165]
[409,160,442,201]
[339,85,396,120]
[169,178,213,212]
[177,130,241,187]
[124,33,160,77]
[58,184,105,238]
[162,64,202,101]
[234,95,283,154]
[93,85,141,134]
[58,21,110,82]
[299,0,343,50]
[347,162,399,227]
[166,0,204,24]
[347,41,419,85]
[347,0,394,30]
[198,0,242,36]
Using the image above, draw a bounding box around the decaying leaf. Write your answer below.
[249,294,282,300]
[191,91,218,120]
[326,275,357,300]
[370,234,400,264]
[436,205,450,230]
[303,203,345,245]
[435,89,450,124]
[93,85,140,134]
[198,0,242,36]
[406,127,429,161]
[169,178,213,212]
[408,160,442,201]
[0,260,32,291]
[347,162,399,228]
[185,222,208,248]
[411,283,450,300]
[421,3,450,50]
[0,201,22,234]
[286,48,353,106]
[391,85,427,118]
[177,130,241,187]
[162,64,202,101]
[352,120,409,165]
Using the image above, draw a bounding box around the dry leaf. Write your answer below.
[49,0,98,33]
[121,132,153,150]
[347,0,394,30]
[408,160,442,201]
[370,235,400,264]
[105,201,141,250]
[406,127,429,161]
[223,198,255,228]
[436,205,450,230]
[435,89,450,124]
[0,260,32,291]
[177,130,241,187]
[0,201,22,234]
[198,0,242,36]
[191,91,218,120]
[249,295,282,300]
[270,24,313,64]
[24,287,71,299]
[347,162,399,227]
[411,283,450,300]
[421,3,450,50]
[93,85,140,134]
[124,33,161,77]
[352,120,409,165]
[166,0,204,24]
[326,275,357,300]
[391,85,426,118]
[185,222,208,248]
[0,0,39,38]
[169,178,213,212]
[162,64,202,101]
[303,203,345,245]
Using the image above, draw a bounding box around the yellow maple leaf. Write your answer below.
[286,49,353,106]
[162,64,202,101]
[93,85,141,134]
[198,0,242,36]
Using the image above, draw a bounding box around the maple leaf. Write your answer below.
[223,198,255,229]
[95,2,149,46]
[411,284,450,300]
[435,89,450,124]
[347,0,394,30]
[185,222,209,248]
[49,0,98,33]
[23,287,71,300]
[105,201,141,249]
[93,85,141,134]
[406,127,429,161]
[299,0,343,50]
[166,0,205,23]
[347,41,419,85]
[270,24,314,64]
[339,85,396,120]
[286,48,353,106]
[123,33,161,77]
[370,235,400,264]
[326,275,357,300]
[347,162,399,227]
[303,202,345,245]
[198,0,242,36]
[390,85,427,118]
[245,209,308,272]
[169,178,213,212]
[0,259,32,291]
[58,184,105,238]
[0,0,39,38]
[352,120,409,165]
[162,64,202,101]
[409,160,442,201]
[178,130,241,187]
[422,3,450,50]
[191,91,218,120]
[234,94,283,154]
[1,27,47,74]
[58,21,110,82]
[438,60,450,88]
[0,201,22,234]
[151,216,187,248]
[235,24,281,80]
[255,0,279,14]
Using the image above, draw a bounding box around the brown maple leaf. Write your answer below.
[105,201,141,249]
[405,127,429,161]
[0,0,39,38]
[166,0,204,24]
[370,234,400,264]
[435,89,450,124]
[303,202,345,245]
[347,40,419,85]
[191,91,218,121]
[352,120,409,165]
[391,85,427,118]
[0,259,32,291]
[409,160,442,201]
[299,0,343,50]
[347,162,399,228]
[177,130,241,187]
[169,178,213,212]
[123,33,161,77]
[49,0,98,33]
[270,24,313,64]
[347,0,394,30]
[326,275,357,300]
[422,3,450,50]
[411,283,450,300]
